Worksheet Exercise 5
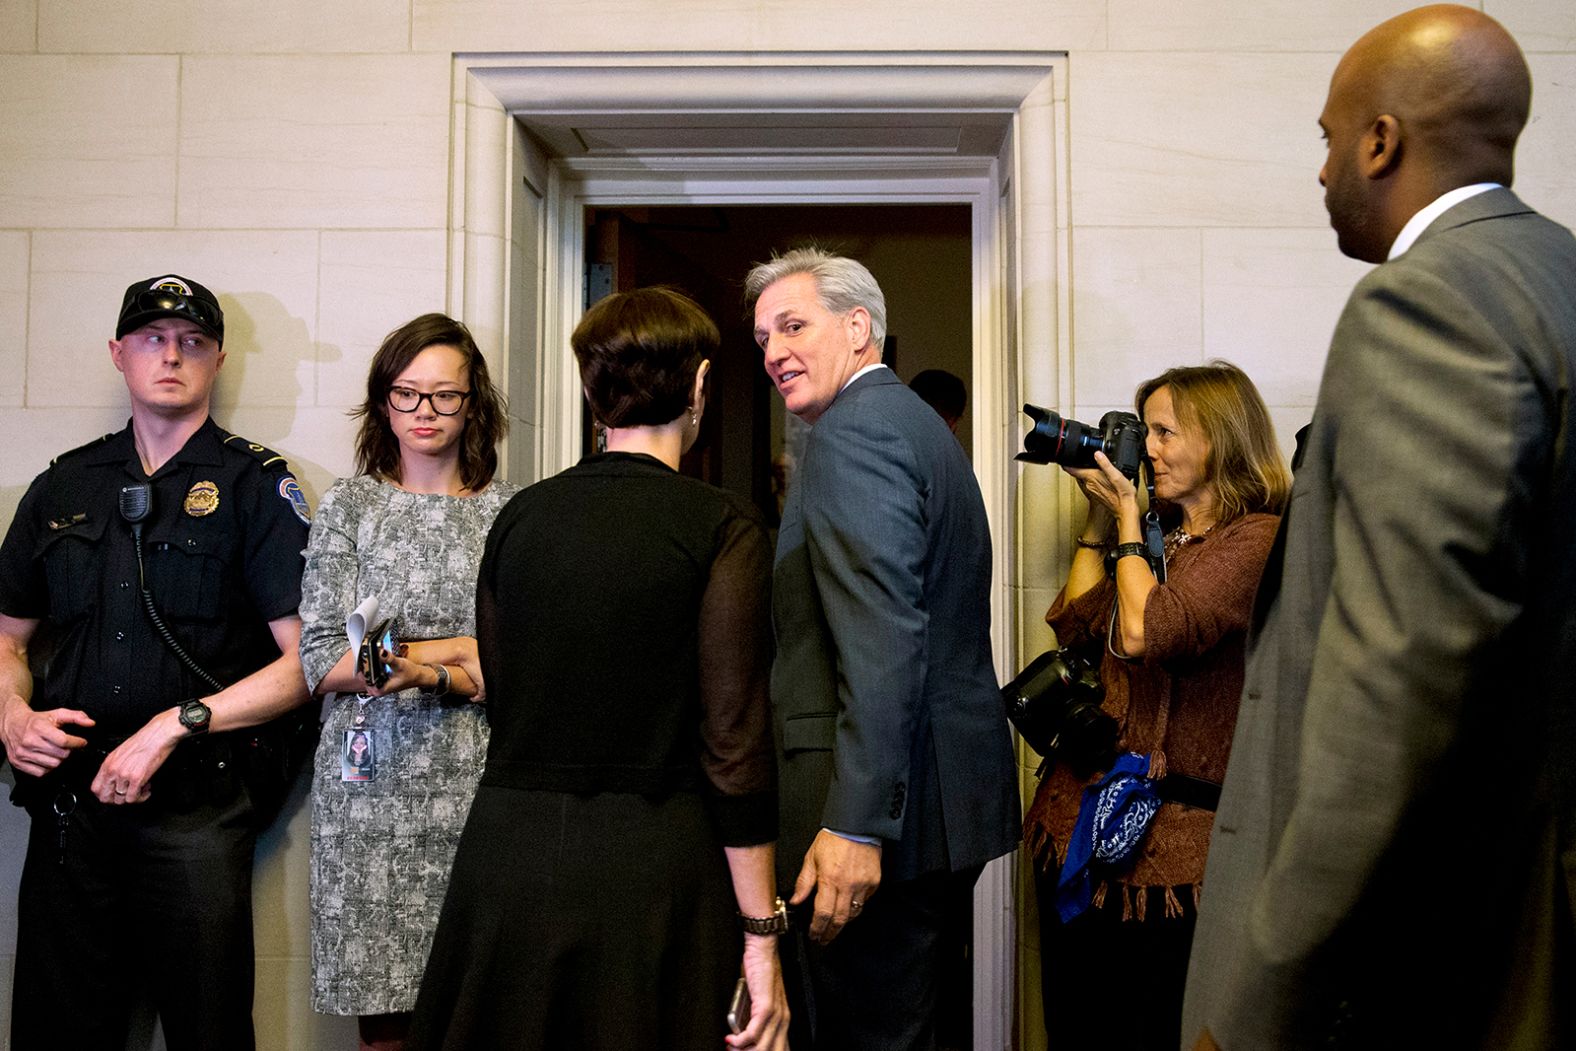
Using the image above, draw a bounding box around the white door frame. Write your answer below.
[448,53,1071,1050]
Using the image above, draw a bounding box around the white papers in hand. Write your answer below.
[347,595,380,654]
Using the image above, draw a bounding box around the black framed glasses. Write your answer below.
[387,387,472,416]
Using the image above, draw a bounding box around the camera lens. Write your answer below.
[1018,405,1105,468]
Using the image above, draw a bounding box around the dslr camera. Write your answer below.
[1001,647,1120,780]
[1016,405,1147,482]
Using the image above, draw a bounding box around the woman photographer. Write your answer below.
[1025,361,1290,1050]
[408,287,787,1050]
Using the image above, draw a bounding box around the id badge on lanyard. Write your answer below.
[341,695,378,782]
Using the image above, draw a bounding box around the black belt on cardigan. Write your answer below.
[1155,773,1222,811]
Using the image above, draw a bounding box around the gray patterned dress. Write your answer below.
[298,475,519,1016]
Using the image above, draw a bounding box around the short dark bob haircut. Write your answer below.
[351,312,508,492]
[572,286,719,429]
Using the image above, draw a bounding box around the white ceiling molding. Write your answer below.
[462,52,1057,160]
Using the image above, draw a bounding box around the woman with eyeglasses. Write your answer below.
[297,313,518,1050]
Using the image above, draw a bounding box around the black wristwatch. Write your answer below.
[739,897,790,935]
[177,697,212,736]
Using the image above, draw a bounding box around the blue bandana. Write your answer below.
[1054,752,1161,922]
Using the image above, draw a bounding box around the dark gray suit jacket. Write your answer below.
[771,368,1019,886]
[1185,188,1576,1048]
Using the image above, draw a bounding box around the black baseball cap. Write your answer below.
[115,274,225,343]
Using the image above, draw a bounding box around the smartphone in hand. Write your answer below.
[727,977,752,1035]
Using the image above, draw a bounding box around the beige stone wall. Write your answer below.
[1,1,1573,1047]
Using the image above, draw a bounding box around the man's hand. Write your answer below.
[90,707,184,805]
[790,829,882,944]
[0,700,93,777]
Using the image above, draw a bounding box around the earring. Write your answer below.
[689,408,698,428]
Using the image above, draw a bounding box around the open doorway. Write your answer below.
[583,203,975,528]
[452,55,1073,1046]
[585,202,977,1048]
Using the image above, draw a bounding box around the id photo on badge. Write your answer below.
[342,728,376,782]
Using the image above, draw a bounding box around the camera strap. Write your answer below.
[1141,453,1166,584]
[1105,455,1168,664]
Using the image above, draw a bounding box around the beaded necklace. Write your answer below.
[1163,521,1216,560]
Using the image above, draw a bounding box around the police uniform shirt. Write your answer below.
[0,418,309,738]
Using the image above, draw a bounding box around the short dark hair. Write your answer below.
[572,287,719,428]
[909,369,967,421]
[351,313,508,491]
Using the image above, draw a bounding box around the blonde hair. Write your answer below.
[1136,360,1291,523]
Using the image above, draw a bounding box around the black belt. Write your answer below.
[1155,773,1222,811]
[12,732,237,805]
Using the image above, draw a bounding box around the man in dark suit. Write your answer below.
[1185,7,1576,1049]
[747,248,1018,1050]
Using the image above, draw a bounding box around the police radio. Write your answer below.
[118,483,152,530]
[119,483,224,693]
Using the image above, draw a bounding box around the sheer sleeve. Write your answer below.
[696,506,777,847]
[474,516,502,705]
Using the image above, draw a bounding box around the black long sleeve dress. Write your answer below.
[408,452,777,1050]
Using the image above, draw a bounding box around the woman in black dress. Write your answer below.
[409,287,788,1050]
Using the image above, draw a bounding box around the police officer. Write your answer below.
[0,274,313,1050]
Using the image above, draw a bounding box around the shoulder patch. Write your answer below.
[49,432,115,467]
[219,431,292,472]
[279,475,312,524]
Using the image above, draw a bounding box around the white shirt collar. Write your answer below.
[1388,183,1501,260]
[839,361,888,393]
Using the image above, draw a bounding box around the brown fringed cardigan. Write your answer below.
[1023,512,1278,920]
